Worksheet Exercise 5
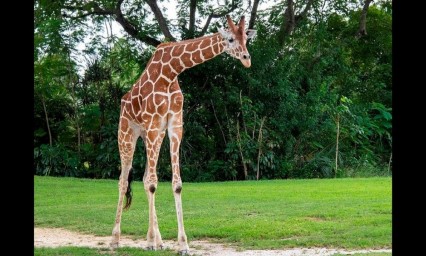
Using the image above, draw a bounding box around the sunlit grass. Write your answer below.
[35,176,391,249]
[34,247,392,256]
[34,246,176,256]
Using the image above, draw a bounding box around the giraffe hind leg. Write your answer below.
[111,164,133,248]
[111,118,140,248]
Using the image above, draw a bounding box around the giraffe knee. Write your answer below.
[174,184,182,194]
[144,174,158,193]
[173,176,183,194]
[144,182,157,193]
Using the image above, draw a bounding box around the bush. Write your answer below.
[34,144,81,177]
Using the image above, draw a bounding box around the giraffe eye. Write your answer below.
[228,38,234,43]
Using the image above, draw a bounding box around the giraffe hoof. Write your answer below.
[110,241,119,248]
[145,246,155,251]
[179,249,189,255]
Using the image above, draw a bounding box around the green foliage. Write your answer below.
[34,1,392,181]
[34,144,81,177]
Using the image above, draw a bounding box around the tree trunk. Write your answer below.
[278,0,295,46]
[236,121,248,180]
[41,95,52,146]
[211,99,227,145]
[248,0,261,30]
[256,117,266,181]
[278,0,315,46]
[67,54,81,153]
[188,0,197,38]
[356,0,373,38]
[247,0,261,45]
[239,90,248,135]
[335,114,340,178]
[387,152,392,175]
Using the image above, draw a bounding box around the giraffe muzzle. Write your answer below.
[240,57,251,68]
[240,53,251,67]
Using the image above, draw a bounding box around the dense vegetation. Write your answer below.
[34,0,392,181]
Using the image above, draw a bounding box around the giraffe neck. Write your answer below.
[144,33,225,81]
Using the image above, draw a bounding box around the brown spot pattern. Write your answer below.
[114,17,254,252]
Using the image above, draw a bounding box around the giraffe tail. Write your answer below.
[123,168,133,210]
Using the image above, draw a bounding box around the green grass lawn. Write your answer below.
[34,247,177,256]
[34,176,391,250]
[34,247,391,256]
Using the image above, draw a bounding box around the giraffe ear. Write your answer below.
[246,29,257,39]
[218,28,231,39]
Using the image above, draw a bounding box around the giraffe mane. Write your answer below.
[157,33,221,49]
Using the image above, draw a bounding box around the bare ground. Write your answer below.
[34,228,391,256]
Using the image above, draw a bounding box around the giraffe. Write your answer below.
[110,15,256,254]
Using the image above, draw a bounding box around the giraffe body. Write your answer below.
[111,15,256,254]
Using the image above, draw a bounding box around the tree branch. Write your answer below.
[200,0,238,35]
[114,1,161,46]
[200,15,213,36]
[295,0,315,24]
[62,1,161,47]
[63,2,114,17]
[145,0,176,42]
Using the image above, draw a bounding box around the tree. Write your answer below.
[34,0,392,180]
[59,0,249,46]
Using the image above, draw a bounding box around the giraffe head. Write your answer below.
[218,15,257,68]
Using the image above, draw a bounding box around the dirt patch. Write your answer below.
[304,217,327,222]
[34,227,391,256]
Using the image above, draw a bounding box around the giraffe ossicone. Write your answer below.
[110,15,256,255]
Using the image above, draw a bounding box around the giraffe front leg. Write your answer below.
[143,130,166,250]
[173,181,189,255]
[169,123,189,255]
[144,180,164,250]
